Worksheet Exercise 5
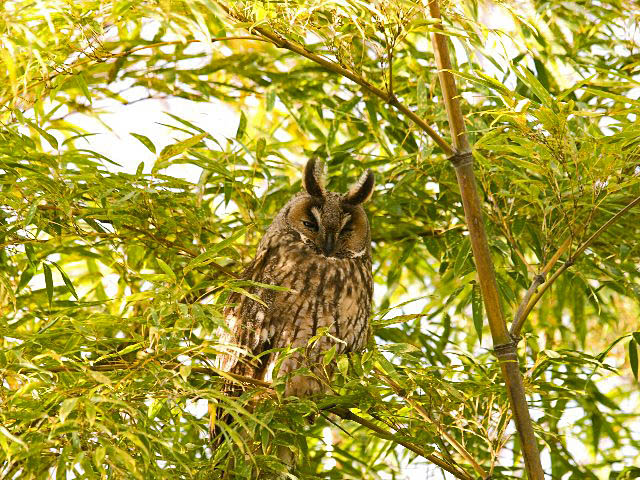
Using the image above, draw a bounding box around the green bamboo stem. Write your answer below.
[426,1,545,478]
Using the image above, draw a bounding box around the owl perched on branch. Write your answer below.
[215,159,374,397]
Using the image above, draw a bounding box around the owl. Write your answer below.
[215,158,374,397]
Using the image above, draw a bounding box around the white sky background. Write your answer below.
[67,88,239,180]
[55,3,640,478]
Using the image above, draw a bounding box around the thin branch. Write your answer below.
[120,224,239,279]
[36,204,240,278]
[44,361,272,388]
[330,408,474,480]
[515,195,640,330]
[5,36,270,109]
[511,236,572,337]
[34,360,471,479]
[510,275,545,337]
[375,368,488,479]
[215,2,454,156]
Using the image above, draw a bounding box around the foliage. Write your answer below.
[1,0,639,479]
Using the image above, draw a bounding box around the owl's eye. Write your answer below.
[302,220,318,231]
[340,221,353,235]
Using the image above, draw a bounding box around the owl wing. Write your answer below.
[214,240,278,378]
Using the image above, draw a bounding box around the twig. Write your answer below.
[330,408,474,480]
[214,2,454,156]
[510,236,571,338]
[120,224,240,279]
[371,224,466,243]
[32,360,471,479]
[514,195,640,332]
[44,361,272,388]
[510,275,545,338]
[4,36,270,109]
[375,368,488,479]
[35,204,239,278]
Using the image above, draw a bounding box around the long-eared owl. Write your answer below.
[215,159,374,396]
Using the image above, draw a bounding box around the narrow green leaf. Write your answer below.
[147,398,165,418]
[156,258,177,283]
[17,265,36,292]
[417,75,429,115]
[51,262,78,300]
[453,239,471,275]
[130,133,156,153]
[183,227,248,273]
[629,339,638,381]
[43,263,53,307]
[31,123,59,149]
[84,217,107,233]
[157,132,207,164]
[0,425,27,448]
[0,272,16,311]
[59,398,79,423]
[584,87,640,108]
[374,350,401,381]
[24,201,38,226]
[227,286,266,306]
[62,132,99,146]
[89,370,112,385]
[179,364,191,381]
[164,112,205,133]
[266,91,276,111]
[323,345,337,365]
[25,244,37,266]
[514,65,554,107]
[256,137,266,160]
[75,74,92,104]
[472,283,483,343]
[591,412,602,452]
[94,445,106,468]
[236,111,247,139]
[337,356,349,377]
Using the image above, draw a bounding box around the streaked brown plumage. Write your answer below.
[215,159,374,396]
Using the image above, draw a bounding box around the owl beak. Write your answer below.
[323,233,337,256]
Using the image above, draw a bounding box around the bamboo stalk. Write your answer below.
[426,2,545,478]
[211,1,544,476]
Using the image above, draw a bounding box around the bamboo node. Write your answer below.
[448,151,473,168]
[493,340,518,362]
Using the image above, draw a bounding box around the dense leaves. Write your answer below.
[1,0,639,479]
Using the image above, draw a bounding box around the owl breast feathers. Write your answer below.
[215,159,375,396]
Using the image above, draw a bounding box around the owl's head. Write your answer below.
[285,159,374,258]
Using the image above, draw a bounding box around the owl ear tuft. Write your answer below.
[344,169,374,205]
[303,158,326,198]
